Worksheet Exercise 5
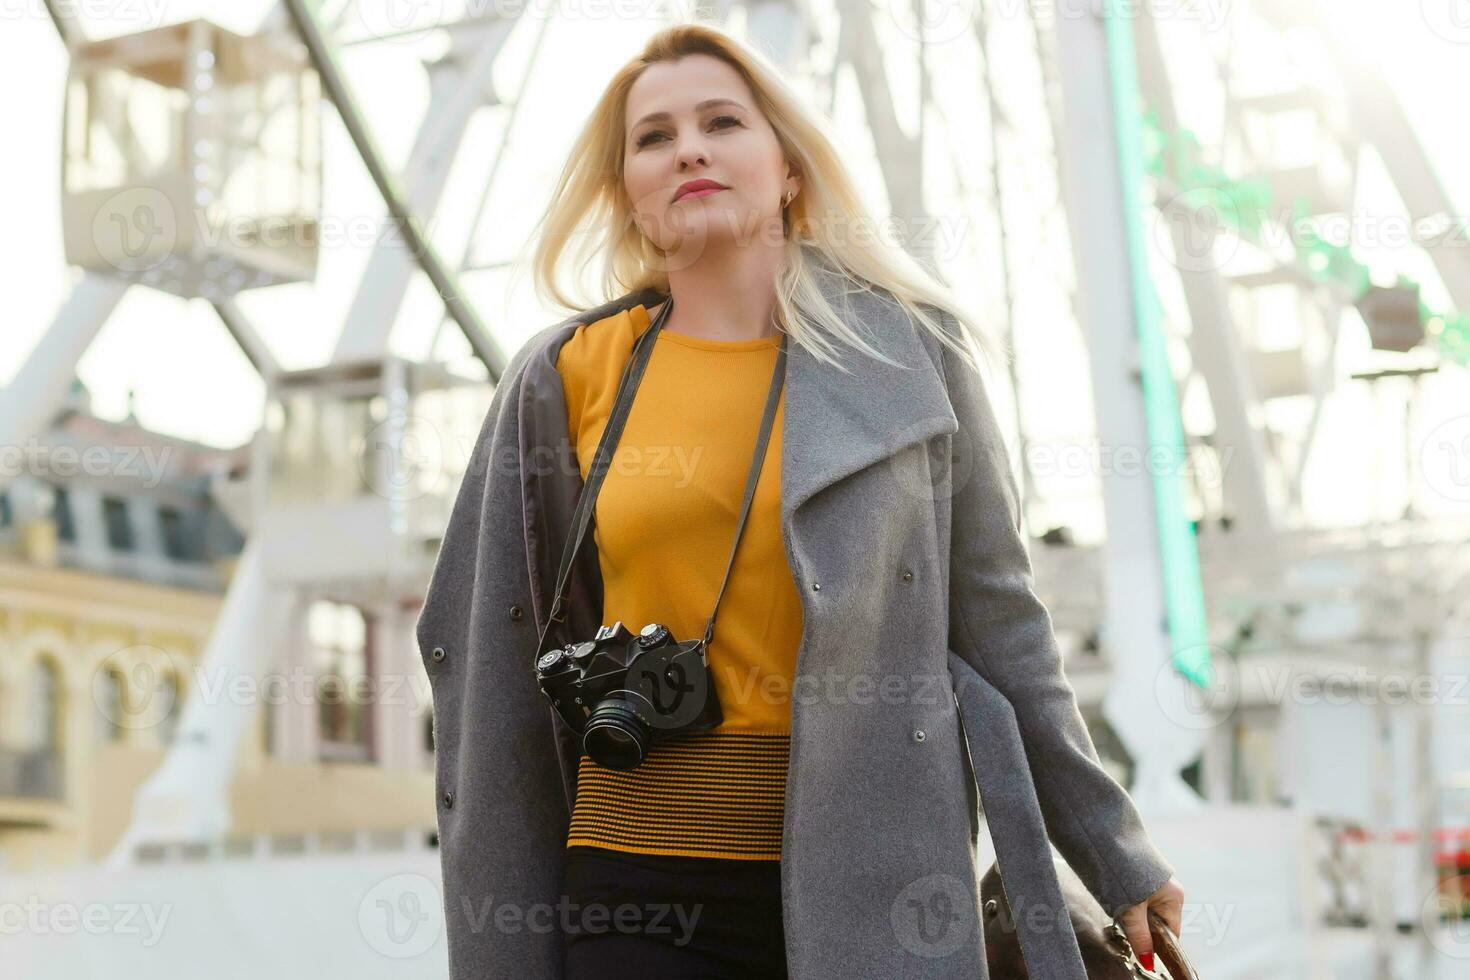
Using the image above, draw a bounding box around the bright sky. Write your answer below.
[2,1,1467,535]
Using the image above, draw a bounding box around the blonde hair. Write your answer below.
[518,22,1005,376]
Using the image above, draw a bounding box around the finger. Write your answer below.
[1124,918,1153,961]
[1151,899,1182,941]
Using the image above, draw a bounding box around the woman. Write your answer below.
[417,22,1183,980]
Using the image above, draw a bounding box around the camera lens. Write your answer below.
[583,699,652,770]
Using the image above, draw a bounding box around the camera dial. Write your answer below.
[637,623,671,648]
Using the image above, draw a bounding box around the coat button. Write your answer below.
[901,569,913,582]
[811,581,821,592]
[509,604,524,622]
[441,790,454,809]
[430,646,446,663]
[913,729,926,742]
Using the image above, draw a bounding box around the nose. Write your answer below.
[674,131,710,171]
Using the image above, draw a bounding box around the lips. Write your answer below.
[674,179,727,202]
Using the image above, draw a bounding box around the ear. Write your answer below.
[784,163,802,199]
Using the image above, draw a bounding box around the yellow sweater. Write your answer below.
[555,302,802,860]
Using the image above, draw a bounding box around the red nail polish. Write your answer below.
[1139,951,1155,971]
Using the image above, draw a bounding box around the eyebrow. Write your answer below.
[631,98,747,131]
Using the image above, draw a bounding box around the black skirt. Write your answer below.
[561,844,789,980]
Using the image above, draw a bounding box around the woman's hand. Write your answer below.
[1115,876,1184,972]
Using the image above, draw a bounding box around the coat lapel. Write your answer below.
[777,284,958,523]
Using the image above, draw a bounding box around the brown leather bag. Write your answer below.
[980,859,1199,979]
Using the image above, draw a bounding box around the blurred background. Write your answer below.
[0,1,1467,977]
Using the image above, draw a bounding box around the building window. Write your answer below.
[29,658,62,750]
[95,668,126,743]
[51,485,76,542]
[103,496,135,551]
[156,672,181,743]
[159,505,196,561]
[13,657,65,799]
[1179,756,1204,795]
[263,683,276,757]
[309,600,372,762]
[1230,707,1282,805]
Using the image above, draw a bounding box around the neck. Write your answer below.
[657,240,787,342]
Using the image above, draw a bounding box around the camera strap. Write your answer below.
[533,294,789,667]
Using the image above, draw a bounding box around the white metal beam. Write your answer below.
[1050,0,1204,811]
[1132,11,1278,538]
[0,273,129,481]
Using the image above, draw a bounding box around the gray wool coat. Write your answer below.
[414,270,1176,979]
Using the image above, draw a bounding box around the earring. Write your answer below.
[782,190,795,207]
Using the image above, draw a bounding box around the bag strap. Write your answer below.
[702,327,787,650]
[1147,910,1199,980]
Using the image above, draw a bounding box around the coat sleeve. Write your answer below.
[414,326,573,979]
[935,313,1176,917]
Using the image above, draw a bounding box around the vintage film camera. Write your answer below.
[536,620,724,771]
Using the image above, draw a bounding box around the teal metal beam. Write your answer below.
[1103,2,1212,689]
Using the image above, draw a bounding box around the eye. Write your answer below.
[634,115,743,149]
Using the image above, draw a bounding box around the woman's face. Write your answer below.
[623,54,798,262]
